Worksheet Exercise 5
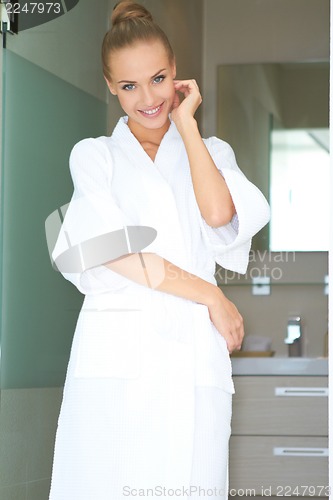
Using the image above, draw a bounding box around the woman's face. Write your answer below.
[106,40,176,136]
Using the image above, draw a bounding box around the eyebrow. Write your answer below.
[117,68,167,84]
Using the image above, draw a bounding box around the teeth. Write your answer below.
[142,106,160,115]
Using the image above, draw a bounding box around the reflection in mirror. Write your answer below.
[217,62,329,251]
[270,125,329,251]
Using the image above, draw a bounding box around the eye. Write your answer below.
[122,83,136,91]
[153,75,165,84]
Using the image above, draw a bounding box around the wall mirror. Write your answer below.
[217,62,329,251]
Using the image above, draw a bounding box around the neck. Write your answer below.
[127,118,171,146]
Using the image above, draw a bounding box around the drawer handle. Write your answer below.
[275,387,328,397]
[274,447,328,457]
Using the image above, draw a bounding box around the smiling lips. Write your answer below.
[139,103,163,117]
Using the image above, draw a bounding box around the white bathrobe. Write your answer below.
[49,117,270,500]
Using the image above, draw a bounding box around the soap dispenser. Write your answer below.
[284,316,302,357]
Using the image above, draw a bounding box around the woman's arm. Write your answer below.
[105,252,243,352]
[171,79,235,228]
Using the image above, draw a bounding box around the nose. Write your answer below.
[140,85,155,107]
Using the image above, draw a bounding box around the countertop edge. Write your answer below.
[231,357,328,376]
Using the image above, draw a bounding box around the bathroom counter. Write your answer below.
[231,356,328,376]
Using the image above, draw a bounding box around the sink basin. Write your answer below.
[231,357,328,376]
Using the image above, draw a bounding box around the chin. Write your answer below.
[134,114,170,130]
[146,118,170,130]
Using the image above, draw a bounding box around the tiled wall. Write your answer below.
[0,389,62,500]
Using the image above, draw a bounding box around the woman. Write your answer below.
[49,1,270,498]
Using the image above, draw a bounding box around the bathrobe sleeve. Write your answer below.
[52,138,134,294]
[201,137,270,274]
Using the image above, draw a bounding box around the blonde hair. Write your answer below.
[102,1,175,82]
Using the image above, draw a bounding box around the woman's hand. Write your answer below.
[207,288,244,353]
[171,79,202,130]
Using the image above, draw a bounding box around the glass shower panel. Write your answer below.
[0,2,109,496]
[0,49,106,388]
[269,127,330,251]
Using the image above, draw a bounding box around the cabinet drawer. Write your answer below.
[229,436,328,495]
[232,376,328,435]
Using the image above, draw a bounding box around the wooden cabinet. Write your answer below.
[229,376,328,497]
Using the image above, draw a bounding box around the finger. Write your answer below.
[231,325,243,349]
[228,321,244,352]
[173,80,199,94]
[219,325,240,353]
[173,83,191,99]
[172,91,180,109]
[234,327,244,351]
[174,78,199,87]
[223,332,236,353]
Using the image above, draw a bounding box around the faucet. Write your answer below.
[284,316,302,357]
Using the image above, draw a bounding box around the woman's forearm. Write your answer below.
[171,79,235,228]
[176,118,235,228]
[105,252,219,307]
[105,252,243,352]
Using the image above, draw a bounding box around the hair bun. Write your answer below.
[111,1,153,26]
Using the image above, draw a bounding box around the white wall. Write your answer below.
[6,0,109,101]
[202,0,330,136]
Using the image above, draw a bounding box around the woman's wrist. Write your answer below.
[174,115,198,137]
[200,283,224,309]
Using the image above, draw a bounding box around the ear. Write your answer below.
[104,76,117,96]
[171,58,177,79]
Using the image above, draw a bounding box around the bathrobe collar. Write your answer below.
[110,115,181,166]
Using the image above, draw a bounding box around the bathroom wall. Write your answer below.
[216,62,329,251]
[217,63,329,189]
[202,0,329,358]
[202,0,329,137]
[216,252,328,358]
[6,0,108,102]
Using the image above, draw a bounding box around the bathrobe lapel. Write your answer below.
[110,119,190,271]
